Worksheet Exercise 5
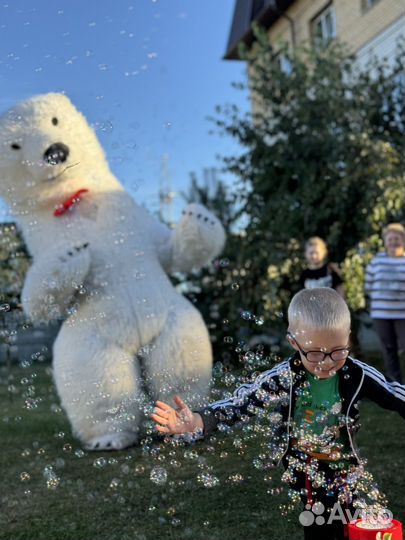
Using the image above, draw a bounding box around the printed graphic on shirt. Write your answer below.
[292,373,350,461]
[304,275,333,289]
[300,263,343,291]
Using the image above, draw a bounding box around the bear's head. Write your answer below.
[0,93,112,211]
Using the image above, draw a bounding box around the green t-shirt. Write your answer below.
[293,371,351,462]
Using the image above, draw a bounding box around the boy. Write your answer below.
[299,236,345,298]
[152,288,405,540]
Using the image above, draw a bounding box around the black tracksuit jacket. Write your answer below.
[197,352,405,466]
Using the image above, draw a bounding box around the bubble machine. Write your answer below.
[348,519,403,539]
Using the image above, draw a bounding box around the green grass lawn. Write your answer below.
[0,359,404,540]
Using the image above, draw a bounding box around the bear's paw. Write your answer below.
[84,431,138,451]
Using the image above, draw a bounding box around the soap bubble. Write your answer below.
[109,478,121,490]
[43,466,60,490]
[227,473,244,484]
[197,472,219,488]
[93,457,107,469]
[223,373,236,386]
[134,464,145,475]
[150,466,167,485]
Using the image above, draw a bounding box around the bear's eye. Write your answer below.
[52,117,58,126]
[11,143,21,150]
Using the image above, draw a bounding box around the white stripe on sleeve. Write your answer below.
[210,359,290,410]
[351,358,405,401]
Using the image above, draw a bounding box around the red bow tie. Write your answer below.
[54,189,89,217]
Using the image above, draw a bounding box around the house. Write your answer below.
[225,0,404,70]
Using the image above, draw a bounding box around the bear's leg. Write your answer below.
[142,304,213,410]
[53,321,143,451]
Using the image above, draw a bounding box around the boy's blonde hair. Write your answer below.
[382,222,405,241]
[288,287,351,332]
[305,236,328,257]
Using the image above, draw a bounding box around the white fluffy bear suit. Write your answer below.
[0,93,225,450]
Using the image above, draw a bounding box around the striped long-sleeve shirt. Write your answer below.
[365,252,405,319]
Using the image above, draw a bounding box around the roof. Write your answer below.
[224,0,296,60]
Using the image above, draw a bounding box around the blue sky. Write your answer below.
[0,0,249,220]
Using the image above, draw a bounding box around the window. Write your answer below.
[311,4,337,46]
[275,51,293,75]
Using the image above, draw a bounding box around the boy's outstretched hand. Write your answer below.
[151,395,204,435]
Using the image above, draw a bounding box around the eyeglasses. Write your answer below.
[287,332,350,363]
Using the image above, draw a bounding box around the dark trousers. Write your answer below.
[286,454,355,540]
[302,508,349,540]
[373,318,405,383]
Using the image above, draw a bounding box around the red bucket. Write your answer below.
[348,519,403,539]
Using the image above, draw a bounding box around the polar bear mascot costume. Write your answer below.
[0,93,225,450]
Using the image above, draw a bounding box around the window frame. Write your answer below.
[310,2,337,46]
[274,50,293,75]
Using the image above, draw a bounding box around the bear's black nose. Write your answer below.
[43,143,69,165]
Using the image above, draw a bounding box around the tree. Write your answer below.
[212,28,404,333]
[0,222,30,308]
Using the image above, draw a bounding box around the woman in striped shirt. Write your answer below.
[365,223,405,383]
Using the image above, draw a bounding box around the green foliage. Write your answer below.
[342,166,405,312]
[182,170,240,233]
[0,222,30,306]
[211,29,404,332]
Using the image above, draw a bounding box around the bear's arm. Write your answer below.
[21,243,91,322]
[152,203,226,274]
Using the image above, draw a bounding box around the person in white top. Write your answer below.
[365,223,405,383]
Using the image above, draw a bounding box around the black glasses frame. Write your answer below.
[287,332,351,363]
